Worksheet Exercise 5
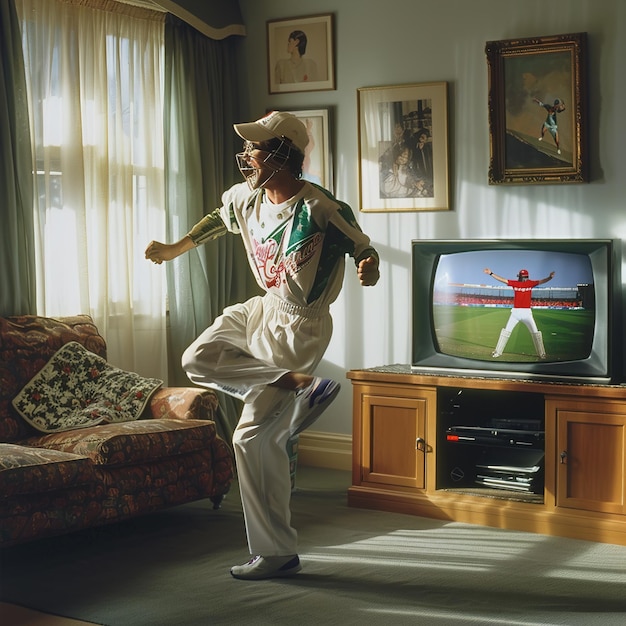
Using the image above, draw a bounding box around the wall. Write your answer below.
[237,0,626,436]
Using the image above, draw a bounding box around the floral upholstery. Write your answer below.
[24,419,219,466]
[1,485,104,545]
[0,315,108,443]
[0,315,234,547]
[150,386,220,421]
[0,443,97,497]
[94,449,233,523]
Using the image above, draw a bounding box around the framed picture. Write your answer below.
[358,82,449,212]
[267,14,335,94]
[283,108,333,190]
[486,32,588,185]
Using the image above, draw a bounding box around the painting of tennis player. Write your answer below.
[486,33,587,184]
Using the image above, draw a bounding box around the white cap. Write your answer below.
[234,111,309,155]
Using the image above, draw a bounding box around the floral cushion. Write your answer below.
[0,314,107,442]
[12,342,162,433]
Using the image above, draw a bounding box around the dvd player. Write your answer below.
[446,425,544,447]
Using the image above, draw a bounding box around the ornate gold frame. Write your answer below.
[486,32,588,185]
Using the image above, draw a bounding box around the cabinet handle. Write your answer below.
[416,437,426,452]
[560,450,568,464]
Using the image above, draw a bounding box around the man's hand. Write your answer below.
[357,256,380,286]
[145,241,181,264]
[145,237,194,264]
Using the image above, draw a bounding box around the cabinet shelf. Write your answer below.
[440,486,544,504]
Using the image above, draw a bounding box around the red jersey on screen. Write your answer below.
[507,279,540,308]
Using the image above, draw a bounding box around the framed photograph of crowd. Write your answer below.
[267,14,335,94]
[282,108,333,191]
[486,32,588,185]
[357,82,450,212]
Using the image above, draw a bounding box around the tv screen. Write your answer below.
[412,239,622,383]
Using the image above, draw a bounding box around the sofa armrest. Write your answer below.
[147,387,220,422]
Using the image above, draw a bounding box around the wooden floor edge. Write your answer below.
[0,602,101,626]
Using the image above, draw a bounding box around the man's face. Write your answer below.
[236,142,277,189]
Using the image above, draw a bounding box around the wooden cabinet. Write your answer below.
[547,398,626,515]
[348,366,626,546]
[357,386,436,491]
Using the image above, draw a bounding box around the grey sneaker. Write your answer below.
[290,378,340,436]
[230,555,301,580]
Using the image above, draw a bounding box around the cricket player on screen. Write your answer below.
[484,267,555,359]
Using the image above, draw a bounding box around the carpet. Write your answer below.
[2,466,626,625]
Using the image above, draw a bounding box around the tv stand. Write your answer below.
[347,365,626,546]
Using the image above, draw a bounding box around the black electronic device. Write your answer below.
[446,425,544,448]
[437,387,546,496]
[411,239,623,384]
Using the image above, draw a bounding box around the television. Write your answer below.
[411,239,623,384]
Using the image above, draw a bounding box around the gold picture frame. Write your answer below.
[357,82,449,212]
[267,14,335,95]
[486,32,588,185]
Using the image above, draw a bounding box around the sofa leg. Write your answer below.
[210,494,225,509]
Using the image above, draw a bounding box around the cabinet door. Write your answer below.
[359,391,434,490]
[553,401,626,514]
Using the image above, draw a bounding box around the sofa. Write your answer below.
[0,314,234,547]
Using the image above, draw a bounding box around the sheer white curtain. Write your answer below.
[16,0,168,379]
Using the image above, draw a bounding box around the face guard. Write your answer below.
[235,139,298,189]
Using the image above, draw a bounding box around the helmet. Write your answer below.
[233,112,308,189]
[518,269,529,277]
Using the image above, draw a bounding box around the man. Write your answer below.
[409,128,433,187]
[145,111,380,580]
[533,97,566,155]
[484,267,555,359]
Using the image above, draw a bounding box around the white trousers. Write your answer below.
[182,293,332,556]
[504,307,539,334]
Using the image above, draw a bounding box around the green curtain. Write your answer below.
[163,15,259,439]
[0,0,35,316]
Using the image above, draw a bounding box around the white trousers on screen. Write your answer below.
[181,293,332,556]
[504,307,539,334]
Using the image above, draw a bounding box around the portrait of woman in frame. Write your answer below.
[267,14,335,95]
